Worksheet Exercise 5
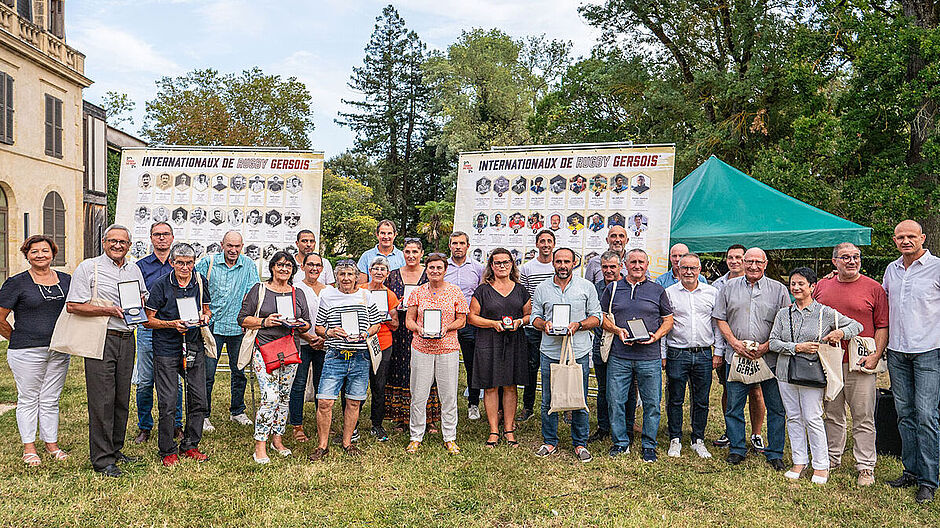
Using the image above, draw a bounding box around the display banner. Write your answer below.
[454,143,675,278]
[115,147,323,276]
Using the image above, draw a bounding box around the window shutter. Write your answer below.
[43,192,66,266]
[0,73,6,143]
[54,98,62,158]
[5,74,11,144]
[44,94,54,155]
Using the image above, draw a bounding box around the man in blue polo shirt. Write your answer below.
[144,243,211,466]
[656,243,708,289]
[133,221,183,444]
[195,230,260,430]
[356,220,406,283]
[602,248,674,462]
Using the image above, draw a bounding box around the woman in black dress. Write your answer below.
[383,239,441,431]
[468,247,531,447]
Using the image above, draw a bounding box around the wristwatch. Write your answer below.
[576,321,583,331]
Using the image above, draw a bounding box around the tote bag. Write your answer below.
[727,340,774,384]
[848,336,886,374]
[360,290,383,374]
[548,336,588,414]
[194,271,218,358]
[236,283,264,371]
[817,310,846,402]
[50,262,111,360]
[599,281,618,362]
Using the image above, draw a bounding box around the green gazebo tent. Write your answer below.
[670,156,871,252]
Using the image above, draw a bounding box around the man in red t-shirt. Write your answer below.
[813,242,889,486]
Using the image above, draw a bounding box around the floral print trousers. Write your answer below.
[252,347,298,442]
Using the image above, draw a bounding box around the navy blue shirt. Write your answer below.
[145,272,211,356]
[600,278,673,361]
[0,271,70,349]
[136,253,173,290]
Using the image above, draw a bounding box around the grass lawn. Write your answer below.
[0,343,937,527]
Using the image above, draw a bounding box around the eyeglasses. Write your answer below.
[274,262,293,269]
[336,259,357,267]
[492,260,513,267]
[174,261,195,268]
[151,232,172,238]
[305,262,323,268]
[105,239,130,247]
[404,237,420,243]
[679,266,701,271]
[837,255,861,262]
[743,259,766,265]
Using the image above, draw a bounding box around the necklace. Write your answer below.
[37,283,64,300]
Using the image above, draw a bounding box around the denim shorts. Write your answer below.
[317,347,371,400]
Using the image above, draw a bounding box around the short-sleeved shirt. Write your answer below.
[357,245,406,280]
[67,254,148,332]
[317,287,384,352]
[444,258,484,304]
[136,252,173,290]
[358,285,400,350]
[237,283,310,348]
[0,270,71,349]
[600,279,673,361]
[664,281,719,350]
[408,282,469,355]
[813,274,889,362]
[145,272,211,356]
[195,253,260,336]
[882,250,940,354]
[295,281,324,342]
[711,275,790,368]
[294,257,335,285]
[531,276,602,360]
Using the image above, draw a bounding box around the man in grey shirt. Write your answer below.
[66,224,148,477]
[712,247,790,469]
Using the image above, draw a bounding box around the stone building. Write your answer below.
[0,0,92,280]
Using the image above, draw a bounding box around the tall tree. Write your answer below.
[320,169,383,257]
[142,68,314,148]
[337,5,429,233]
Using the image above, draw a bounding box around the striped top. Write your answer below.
[520,258,555,328]
[316,287,384,351]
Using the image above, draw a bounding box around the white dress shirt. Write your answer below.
[664,281,719,350]
[882,249,940,354]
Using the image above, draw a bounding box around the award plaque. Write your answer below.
[119,281,148,325]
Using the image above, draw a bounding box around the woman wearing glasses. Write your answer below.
[404,253,469,455]
[358,256,399,441]
[237,252,311,464]
[467,248,531,447]
[384,239,442,433]
[289,252,328,443]
[0,235,71,466]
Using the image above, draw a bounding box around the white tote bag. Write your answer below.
[727,340,774,384]
[848,336,886,374]
[50,262,112,360]
[194,271,218,358]
[599,280,618,362]
[817,310,846,402]
[548,336,588,414]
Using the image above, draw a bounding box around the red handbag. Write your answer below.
[256,288,301,374]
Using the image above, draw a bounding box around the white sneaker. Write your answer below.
[203,418,215,432]
[230,413,253,426]
[690,439,712,459]
[667,438,682,457]
[468,405,481,420]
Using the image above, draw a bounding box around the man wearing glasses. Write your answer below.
[195,231,261,431]
[65,225,148,477]
[132,222,183,445]
[357,220,406,283]
[812,242,888,487]
[712,247,790,469]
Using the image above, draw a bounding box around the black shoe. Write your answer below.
[370,425,389,442]
[916,485,935,504]
[767,458,786,471]
[588,429,610,444]
[516,408,534,422]
[609,445,629,458]
[726,453,745,465]
[133,429,150,444]
[115,451,140,464]
[642,448,657,463]
[713,433,730,448]
[94,464,122,477]
[887,473,919,489]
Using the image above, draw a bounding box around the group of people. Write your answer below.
[1,217,938,504]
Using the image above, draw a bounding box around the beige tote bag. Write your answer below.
[727,340,774,384]
[817,310,846,401]
[548,336,588,414]
[50,262,112,360]
[236,283,264,371]
[848,336,886,374]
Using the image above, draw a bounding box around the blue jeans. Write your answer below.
[540,352,590,447]
[725,363,786,460]
[318,348,371,400]
[608,355,661,450]
[592,349,638,433]
[289,345,325,426]
[666,347,713,443]
[135,328,182,430]
[205,333,247,416]
[888,348,940,489]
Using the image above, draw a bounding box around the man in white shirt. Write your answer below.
[883,220,940,504]
[518,229,557,422]
[663,253,718,459]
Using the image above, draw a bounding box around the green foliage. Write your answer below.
[106,149,121,225]
[415,200,455,253]
[319,169,382,258]
[142,67,314,148]
[100,91,135,128]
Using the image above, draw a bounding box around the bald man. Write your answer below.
[882,220,940,503]
[195,231,260,430]
[583,226,630,282]
[656,243,707,289]
[712,247,790,469]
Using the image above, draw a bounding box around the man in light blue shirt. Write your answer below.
[357,219,406,282]
[531,247,601,463]
[194,230,260,430]
[656,243,708,289]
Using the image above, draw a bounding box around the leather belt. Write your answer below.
[107,329,134,339]
[673,346,712,353]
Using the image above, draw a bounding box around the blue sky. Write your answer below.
[68,0,602,157]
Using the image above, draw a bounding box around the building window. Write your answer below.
[45,94,62,158]
[0,187,8,282]
[48,0,64,39]
[0,71,12,145]
[43,191,65,266]
[16,0,31,22]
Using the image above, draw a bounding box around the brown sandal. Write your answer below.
[292,425,309,443]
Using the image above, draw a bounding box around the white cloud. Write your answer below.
[70,20,181,76]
